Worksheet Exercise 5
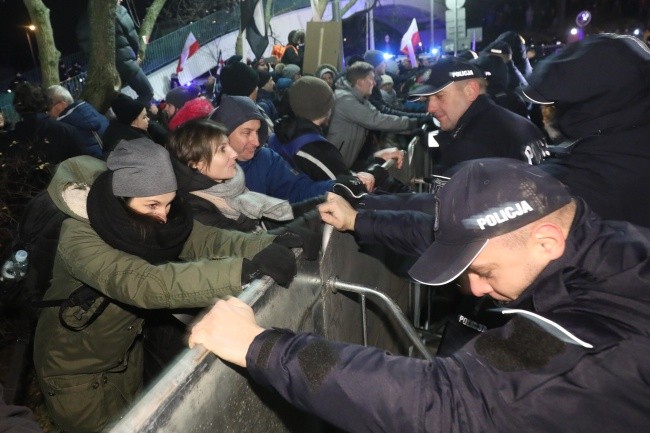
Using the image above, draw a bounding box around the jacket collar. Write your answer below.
[449,94,494,138]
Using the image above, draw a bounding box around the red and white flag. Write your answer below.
[400,19,420,67]
[177,32,200,73]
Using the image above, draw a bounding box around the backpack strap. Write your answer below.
[268,133,327,161]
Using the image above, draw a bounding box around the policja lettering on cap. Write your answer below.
[474,200,534,230]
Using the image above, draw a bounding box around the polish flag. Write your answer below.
[177,32,200,73]
[400,19,420,67]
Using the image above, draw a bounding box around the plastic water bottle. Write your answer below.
[1,250,29,282]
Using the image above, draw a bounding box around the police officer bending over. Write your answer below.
[190,158,650,433]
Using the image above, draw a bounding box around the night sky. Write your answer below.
[0,0,94,80]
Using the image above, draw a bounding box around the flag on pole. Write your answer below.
[241,0,268,60]
[177,32,200,73]
[400,19,420,67]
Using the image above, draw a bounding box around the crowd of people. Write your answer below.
[1,18,650,433]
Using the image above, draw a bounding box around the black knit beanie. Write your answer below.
[289,77,334,121]
[112,93,146,125]
[220,62,259,96]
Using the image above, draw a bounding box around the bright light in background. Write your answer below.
[382,53,394,60]
[431,48,439,55]
[570,28,578,35]
[27,24,36,31]
[418,42,423,47]
[634,29,641,36]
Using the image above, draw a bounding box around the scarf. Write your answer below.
[87,171,193,265]
[191,165,293,222]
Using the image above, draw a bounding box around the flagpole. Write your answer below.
[430,0,434,50]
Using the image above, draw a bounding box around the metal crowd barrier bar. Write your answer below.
[109,229,413,433]
[326,277,433,361]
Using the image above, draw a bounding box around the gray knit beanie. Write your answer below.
[281,64,301,80]
[363,50,385,68]
[210,95,269,144]
[289,77,334,121]
[107,138,177,197]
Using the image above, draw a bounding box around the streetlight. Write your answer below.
[25,24,37,68]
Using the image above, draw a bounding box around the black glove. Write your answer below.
[291,195,326,218]
[333,175,368,208]
[269,224,322,261]
[364,163,389,186]
[242,243,297,287]
[416,115,436,129]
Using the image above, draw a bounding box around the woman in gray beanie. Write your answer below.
[33,139,301,432]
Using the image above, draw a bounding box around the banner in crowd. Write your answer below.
[241,0,268,60]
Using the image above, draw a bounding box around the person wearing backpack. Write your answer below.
[269,77,408,193]
[32,139,302,433]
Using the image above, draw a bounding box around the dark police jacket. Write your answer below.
[434,94,546,175]
[244,200,650,433]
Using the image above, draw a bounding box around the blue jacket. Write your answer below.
[58,101,108,158]
[238,147,333,203]
[245,201,650,433]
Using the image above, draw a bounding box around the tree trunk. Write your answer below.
[138,0,168,60]
[22,0,60,87]
[81,0,121,113]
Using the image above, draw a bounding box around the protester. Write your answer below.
[327,62,418,169]
[101,93,151,157]
[191,158,650,433]
[408,57,546,175]
[269,76,405,193]
[33,139,300,432]
[162,85,202,129]
[45,84,108,158]
[168,119,293,231]
[315,63,338,89]
[210,95,343,203]
[9,82,88,165]
[256,71,278,121]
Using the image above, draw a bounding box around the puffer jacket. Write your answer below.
[115,5,140,79]
[327,78,417,168]
[57,100,108,158]
[33,156,275,433]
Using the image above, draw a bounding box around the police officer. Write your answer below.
[190,158,650,433]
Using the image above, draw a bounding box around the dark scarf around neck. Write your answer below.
[87,171,193,264]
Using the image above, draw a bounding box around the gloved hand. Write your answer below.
[333,175,368,208]
[365,164,389,186]
[241,243,297,287]
[269,225,322,261]
[416,115,437,130]
[291,195,326,218]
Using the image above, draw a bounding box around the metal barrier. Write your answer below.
[109,229,415,432]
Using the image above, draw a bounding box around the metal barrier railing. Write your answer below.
[326,276,433,361]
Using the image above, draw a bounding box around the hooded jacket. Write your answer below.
[327,78,417,168]
[243,200,650,433]
[33,156,274,432]
[526,34,650,228]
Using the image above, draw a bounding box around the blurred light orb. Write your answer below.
[576,10,592,27]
